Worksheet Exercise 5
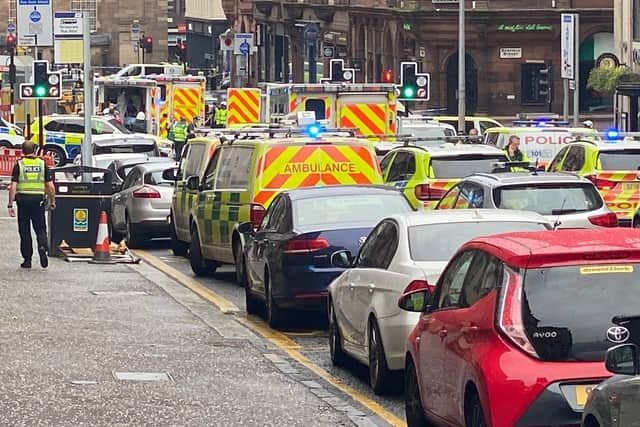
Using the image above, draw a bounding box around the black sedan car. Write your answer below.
[239,185,414,328]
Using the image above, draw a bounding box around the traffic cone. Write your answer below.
[91,211,113,264]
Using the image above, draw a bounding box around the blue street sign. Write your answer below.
[30,9,41,23]
[7,23,16,33]
[239,41,250,55]
[131,22,140,33]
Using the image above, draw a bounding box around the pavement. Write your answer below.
[0,206,399,426]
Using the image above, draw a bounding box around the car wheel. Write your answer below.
[170,217,188,257]
[405,358,433,427]
[125,215,144,249]
[265,271,284,329]
[45,146,65,167]
[369,319,394,395]
[244,278,260,315]
[634,217,640,228]
[329,300,347,366]
[234,241,246,286]
[465,392,488,427]
[189,229,217,276]
[0,140,11,148]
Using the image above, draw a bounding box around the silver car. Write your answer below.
[435,172,618,228]
[327,209,552,395]
[111,162,177,247]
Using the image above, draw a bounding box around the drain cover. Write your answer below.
[91,291,150,296]
[113,372,171,382]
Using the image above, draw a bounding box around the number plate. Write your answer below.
[575,385,595,407]
[622,183,640,191]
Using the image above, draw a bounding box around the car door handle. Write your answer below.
[438,328,448,338]
[461,325,479,335]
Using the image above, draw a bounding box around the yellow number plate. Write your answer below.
[575,385,595,407]
[622,183,640,191]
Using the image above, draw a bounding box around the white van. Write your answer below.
[114,64,184,78]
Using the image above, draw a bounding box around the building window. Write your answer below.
[71,0,97,32]
[521,63,548,105]
[635,0,640,41]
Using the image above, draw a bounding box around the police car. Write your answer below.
[0,117,25,148]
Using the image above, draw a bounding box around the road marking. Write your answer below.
[134,250,240,314]
[135,250,406,427]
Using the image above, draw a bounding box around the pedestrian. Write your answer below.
[215,101,227,128]
[504,135,530,172]
[168,116,188,162]
[160,113,170,138]
[7,140,56,269]
[187,116,199,138]
[133,111,146,133]
[583,120,594,130]
[467,128,481,144]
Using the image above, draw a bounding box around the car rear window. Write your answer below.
[409,221,548,261]
[144,170,175,186]
[493,183,603,215]
[522,264,640,362]
[430,155,506,179]
[94,144,158,155]
[108,119,132,134]
[598,150,640,170]
[400,126,455,139]
[293,194,411,227]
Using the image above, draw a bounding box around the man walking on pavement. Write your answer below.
[168,116,188,162]
[7,141,56,269]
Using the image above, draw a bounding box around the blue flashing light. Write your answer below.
[605,128,620,141]
[536,120,547,127]
[306,123,322,138]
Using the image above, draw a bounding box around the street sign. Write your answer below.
[7,23,16,33]
[54,12,83,64]
[131,22,140,33]
[561,13,575,79]
[54,12,82,35]
[304,23,319,41]
[17,0,53,46]
[323,46,334,58]
[233,33,254,55]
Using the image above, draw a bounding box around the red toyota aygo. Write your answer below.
[399,228,640,427]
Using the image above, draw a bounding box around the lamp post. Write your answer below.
[457,0,466,134]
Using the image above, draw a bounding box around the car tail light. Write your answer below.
[403,279,436,295]
[415,184,448,201]
[250,204,266,228]
[284,238,330,253]
[497,266,539,358]
[588,212,618,227]
[132,186,161,199]
[585,175,617,191]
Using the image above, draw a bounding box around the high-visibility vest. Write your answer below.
[215,109,227,126]
[171,122,188,142]
[16,157,46,195]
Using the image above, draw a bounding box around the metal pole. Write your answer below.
[563,78,569,121]
[573,13,580,127]
[457,0,466,134]
[34,35,44,150]
[82,12,93,179]
[309,41,317,84]
[9,46,15,124]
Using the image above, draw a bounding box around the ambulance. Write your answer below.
[226,83,398,137]
[94,74,206,137]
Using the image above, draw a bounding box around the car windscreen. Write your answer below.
[293,194,411,227]
[493,183,603,215]
[94,143,158,155]
[598,150,640,170]
[402,126,455,139]
[408,221,548,261]
[430,154,506,179]
[522,264,640,362]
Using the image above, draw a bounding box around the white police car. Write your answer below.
[0,117,25,149]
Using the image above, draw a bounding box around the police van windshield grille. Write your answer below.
[522,264,640,362]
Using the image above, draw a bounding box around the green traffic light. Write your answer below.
[402,86,416,98]
[34,85,47,97]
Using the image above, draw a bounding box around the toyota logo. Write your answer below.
[606,326,631,344]
[358,236,367,247]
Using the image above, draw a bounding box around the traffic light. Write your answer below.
[20,60,61,99]
[6,34,16,51]
[382,69,394,84]
[539,64,552,104]
[33,61,48,98]
[400,62,430,101]
[144,35,153,54]
[177,38,187,63]
[322,59,355,83]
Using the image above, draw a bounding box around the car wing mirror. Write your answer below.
[605,343,640,375]
[398,289,432,312]
[162,168,177,181]
[185,175,200,191]
[237,221,255,235]
[330,250,353,269]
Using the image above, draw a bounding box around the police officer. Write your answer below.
[7,141,56,269]
[215,101,227,128]
[169,116,188,162]
[504,135,529,163]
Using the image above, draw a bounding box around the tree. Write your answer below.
[587,65,635,95]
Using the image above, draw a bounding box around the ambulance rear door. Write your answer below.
[336,93,392,136]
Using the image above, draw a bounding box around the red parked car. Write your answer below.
[399,228,640,427]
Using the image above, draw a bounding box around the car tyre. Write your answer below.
[45,146,66,167]
[170,217,189,257]
[265,271,284,329]
[125,216,144,249]
[405,358,433,427]
[465,392,488,427]
[189,229,217,276]
[329,300,347,366]
[234,241,247,286]
[244,280,260,315]
[369,319,394,395]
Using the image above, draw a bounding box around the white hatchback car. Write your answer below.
[327,209,552,394]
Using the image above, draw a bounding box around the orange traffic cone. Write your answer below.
[91,211,113,264]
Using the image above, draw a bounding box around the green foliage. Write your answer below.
[587,65,632,95]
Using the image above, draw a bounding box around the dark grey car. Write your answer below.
[583,343,640,427]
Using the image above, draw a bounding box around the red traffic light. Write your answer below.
[145,36,152,44]
[6,34,16,45]
[382,69,394,83]
[179,43,186,51]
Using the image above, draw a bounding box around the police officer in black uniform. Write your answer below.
[7,141,56,269]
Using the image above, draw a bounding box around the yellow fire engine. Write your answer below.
[226,83,397,136]
[94,74,206,136]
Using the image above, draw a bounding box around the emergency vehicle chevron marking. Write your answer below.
[227,88,260,125]
[340,104,385,136]
[257,146,287,175]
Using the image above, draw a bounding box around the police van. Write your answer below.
[0,117,25,148]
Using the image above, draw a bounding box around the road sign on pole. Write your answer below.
[561,13,575,80]
[7,23,16,33]
[233,33,254,55]
[17,0,53,46]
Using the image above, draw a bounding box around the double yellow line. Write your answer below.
[135,250,406,427]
